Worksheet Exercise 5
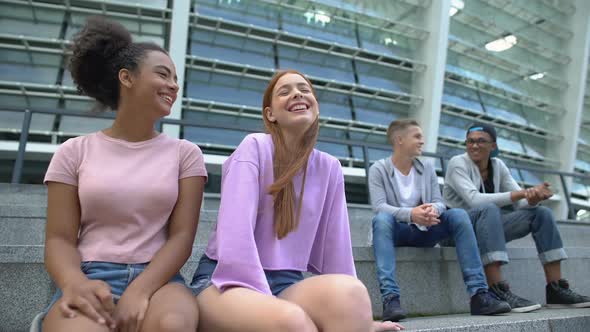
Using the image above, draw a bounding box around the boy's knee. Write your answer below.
[372,212,395,232]
[446,208,470,224]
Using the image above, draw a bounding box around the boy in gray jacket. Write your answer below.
[444,123,590,312]
[369,120,510,322]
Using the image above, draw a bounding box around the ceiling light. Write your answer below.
[529,72,546,80]
[485,34,517,52]
[384,37,398,46]
[304,10,331,26]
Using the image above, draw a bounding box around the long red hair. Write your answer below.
[262,70,320,239]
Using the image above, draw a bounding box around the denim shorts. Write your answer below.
[31,261,185,332]
[190,254,304,297]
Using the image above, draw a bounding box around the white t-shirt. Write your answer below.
[393,165,427,231]
[394,166,421,207]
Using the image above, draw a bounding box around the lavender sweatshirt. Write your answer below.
[205,133,356,295]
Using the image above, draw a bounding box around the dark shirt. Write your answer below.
[480,160,495,194]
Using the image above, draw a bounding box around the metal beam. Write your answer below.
[412,0,451,153]
[164,0,190,138]
[549,0,590,219]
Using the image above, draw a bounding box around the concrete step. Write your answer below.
[399,309,590,332]
[3,184,590,248]
[2,244,590,331]
[3,204,590,249]
[0,215,217,248]
[2,184,590,331]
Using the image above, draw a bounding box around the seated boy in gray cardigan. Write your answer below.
[368,119,510,322]
[444,122,590,312]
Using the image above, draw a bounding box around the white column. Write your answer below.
[163,0,191,138]
[411,0,451,153]
[548,0,590,219]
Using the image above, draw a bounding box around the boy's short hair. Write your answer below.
[386,119,420,145]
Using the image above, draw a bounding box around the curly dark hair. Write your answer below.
[68,16,167,110]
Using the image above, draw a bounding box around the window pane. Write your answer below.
[281,10,357,47]
[357,26,415,59]
[575,159,590,172]
[0,50,62,85]
[572,181,588,197]
[519,169,542,185]
[59,116,112,135]
[315,90,352,120]
[190,29,275,68]
[0,110,54,133]
[355,62,410,92]
[185,70,265,108]
[0,5,64,39]
[66,13,166,46]
[352,96,404,126]
[510,169,523,183]
[194,0,279,29]
[277,45,355,83]
[368,148,391,162]
[183,111,259,147]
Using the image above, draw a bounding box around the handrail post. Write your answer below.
[559,174,576,220]
[440,157,446,175]
[11,110,32,184]
[362,145,370,196]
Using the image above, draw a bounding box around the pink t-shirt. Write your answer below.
[44,131,208,264]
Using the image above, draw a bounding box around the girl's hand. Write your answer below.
[60,278,116,328]
[114,288,150,332]
[373,320,405,331]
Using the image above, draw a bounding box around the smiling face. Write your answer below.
[120,50,179,119]
[395,125,424,158]
[263,73,319,135]
[466,130,496,163]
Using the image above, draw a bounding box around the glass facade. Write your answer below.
[185,0,424,163]
[1,0,589,215]
[441,0,569,173]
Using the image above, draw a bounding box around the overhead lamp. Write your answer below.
[384,37,398,46]
[528,72,546,80]
[485,34,517,52]
[449,0,465,17]
[304,10,331,26]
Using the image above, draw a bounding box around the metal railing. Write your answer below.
[4,106,590,220]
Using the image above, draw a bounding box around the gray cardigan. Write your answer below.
[368,157,446,223]
[443,153,529,210]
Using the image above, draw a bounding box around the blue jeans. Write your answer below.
[467,203,567,266]
[372,209,488,300]
[34,261,185,331]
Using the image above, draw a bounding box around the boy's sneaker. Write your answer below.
[490,281,541,313]
[470,289,511,315]
[381,294,407,322]
[546,279,590,308]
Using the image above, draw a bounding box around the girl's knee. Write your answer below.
[153,312,196,332]
[274,303,315,332]
[326,276,373,322]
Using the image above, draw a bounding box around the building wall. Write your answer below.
[1,0,589,216]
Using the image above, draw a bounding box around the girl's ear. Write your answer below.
[118,68,134,89]
[265,106,277,123]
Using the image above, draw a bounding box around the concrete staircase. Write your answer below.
[1,184,590,331]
